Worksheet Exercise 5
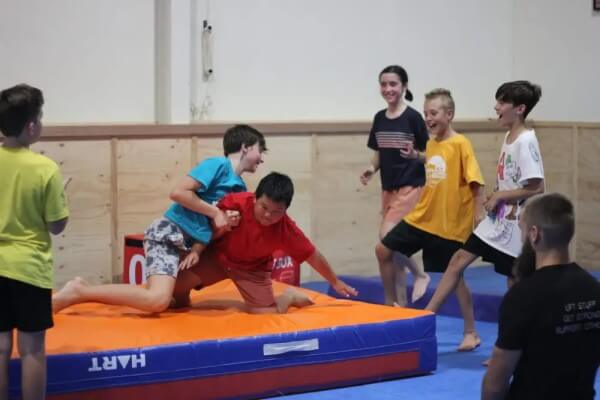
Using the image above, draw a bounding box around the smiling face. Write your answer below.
[494,100,526,129]
[253,195,287,226]
[379,72,405,106]
[241,143,265,173]
[424,97,453,139]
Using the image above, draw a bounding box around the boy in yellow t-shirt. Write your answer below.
[0,84,69,400]
[375,88,485,350]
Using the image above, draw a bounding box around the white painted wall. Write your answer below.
[0,0,598,123]
[193,0,513,121]
[0,0,154,123]
[513,0,600,122]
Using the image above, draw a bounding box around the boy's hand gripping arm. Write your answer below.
[169,176,230,231]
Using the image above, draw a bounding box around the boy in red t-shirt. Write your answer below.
[173,172,358,313]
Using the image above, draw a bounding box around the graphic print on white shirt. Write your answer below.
[474,130,544,257]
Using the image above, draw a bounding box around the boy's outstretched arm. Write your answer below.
[305,250,358,298]
[484,178,544,212]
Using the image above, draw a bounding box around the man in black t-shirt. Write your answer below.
[482,193,600,400]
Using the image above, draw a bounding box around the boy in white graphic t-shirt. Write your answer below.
[426,81,545,351]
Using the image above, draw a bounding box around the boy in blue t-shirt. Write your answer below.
[53,124,266,313]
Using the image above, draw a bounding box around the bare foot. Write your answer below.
[52,277,88,313]
[411,273,431,303]
[287,288,314,308]
[276,288,314,313]
[457,331,481,352]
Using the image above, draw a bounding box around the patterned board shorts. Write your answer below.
[143,217,192,279]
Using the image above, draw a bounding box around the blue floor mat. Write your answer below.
[281,315,600,400]
[318,266,600,323]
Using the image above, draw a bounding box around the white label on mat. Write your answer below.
[263,338,319,356]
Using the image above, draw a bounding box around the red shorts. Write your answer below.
[191,249,275,309]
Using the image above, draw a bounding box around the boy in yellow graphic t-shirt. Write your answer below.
[0,84,69,400]
[375,88,485,350]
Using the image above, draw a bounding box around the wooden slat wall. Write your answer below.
[576,127,600,267]
[25,121,599,287]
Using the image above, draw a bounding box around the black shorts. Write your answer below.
[462,234,515,277]
[381,221,463,273]
[0,276,53,332]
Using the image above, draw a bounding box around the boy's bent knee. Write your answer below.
[447,250,474,275]
[145,293,172,313]
[375,242,392,262]
[16,331,45,356]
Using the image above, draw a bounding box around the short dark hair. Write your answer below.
[255,172,294,208]
[0,84,44,137]
[495,80,542,119]
[379,65,413,101]
[223,124,267,156]
[522,193,574,249]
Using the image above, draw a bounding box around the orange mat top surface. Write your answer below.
[16,280,433,357]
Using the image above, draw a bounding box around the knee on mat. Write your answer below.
[146,293,172,313]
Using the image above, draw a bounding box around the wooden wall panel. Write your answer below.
[194,136,223,164]
[313,134,381,277]
[115,139,192,279]
[23,120,599,288]
[536,127,575,197]
[464,131,505,191]
[32,141,112,287]
[577,128,600,269]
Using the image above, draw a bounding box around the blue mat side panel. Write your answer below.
[328,274,502,322]
[9,314,436,398]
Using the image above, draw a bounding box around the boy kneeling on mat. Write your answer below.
[173,172,358,313]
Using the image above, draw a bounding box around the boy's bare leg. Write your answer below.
[376,243,400,306]
[456,277,481,351]
[17,330,46,400]
[244,288,314,314]
[52,275,176,313]
[0,331,12,400]
[171,267,204,308]
[393,266,408,307]
[192,299,247,311]
[426,249,478,312]
[394,253,430,303]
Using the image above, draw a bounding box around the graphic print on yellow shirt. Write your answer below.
[405,134,484,243]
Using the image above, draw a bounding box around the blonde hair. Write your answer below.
[425,88,455,114]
